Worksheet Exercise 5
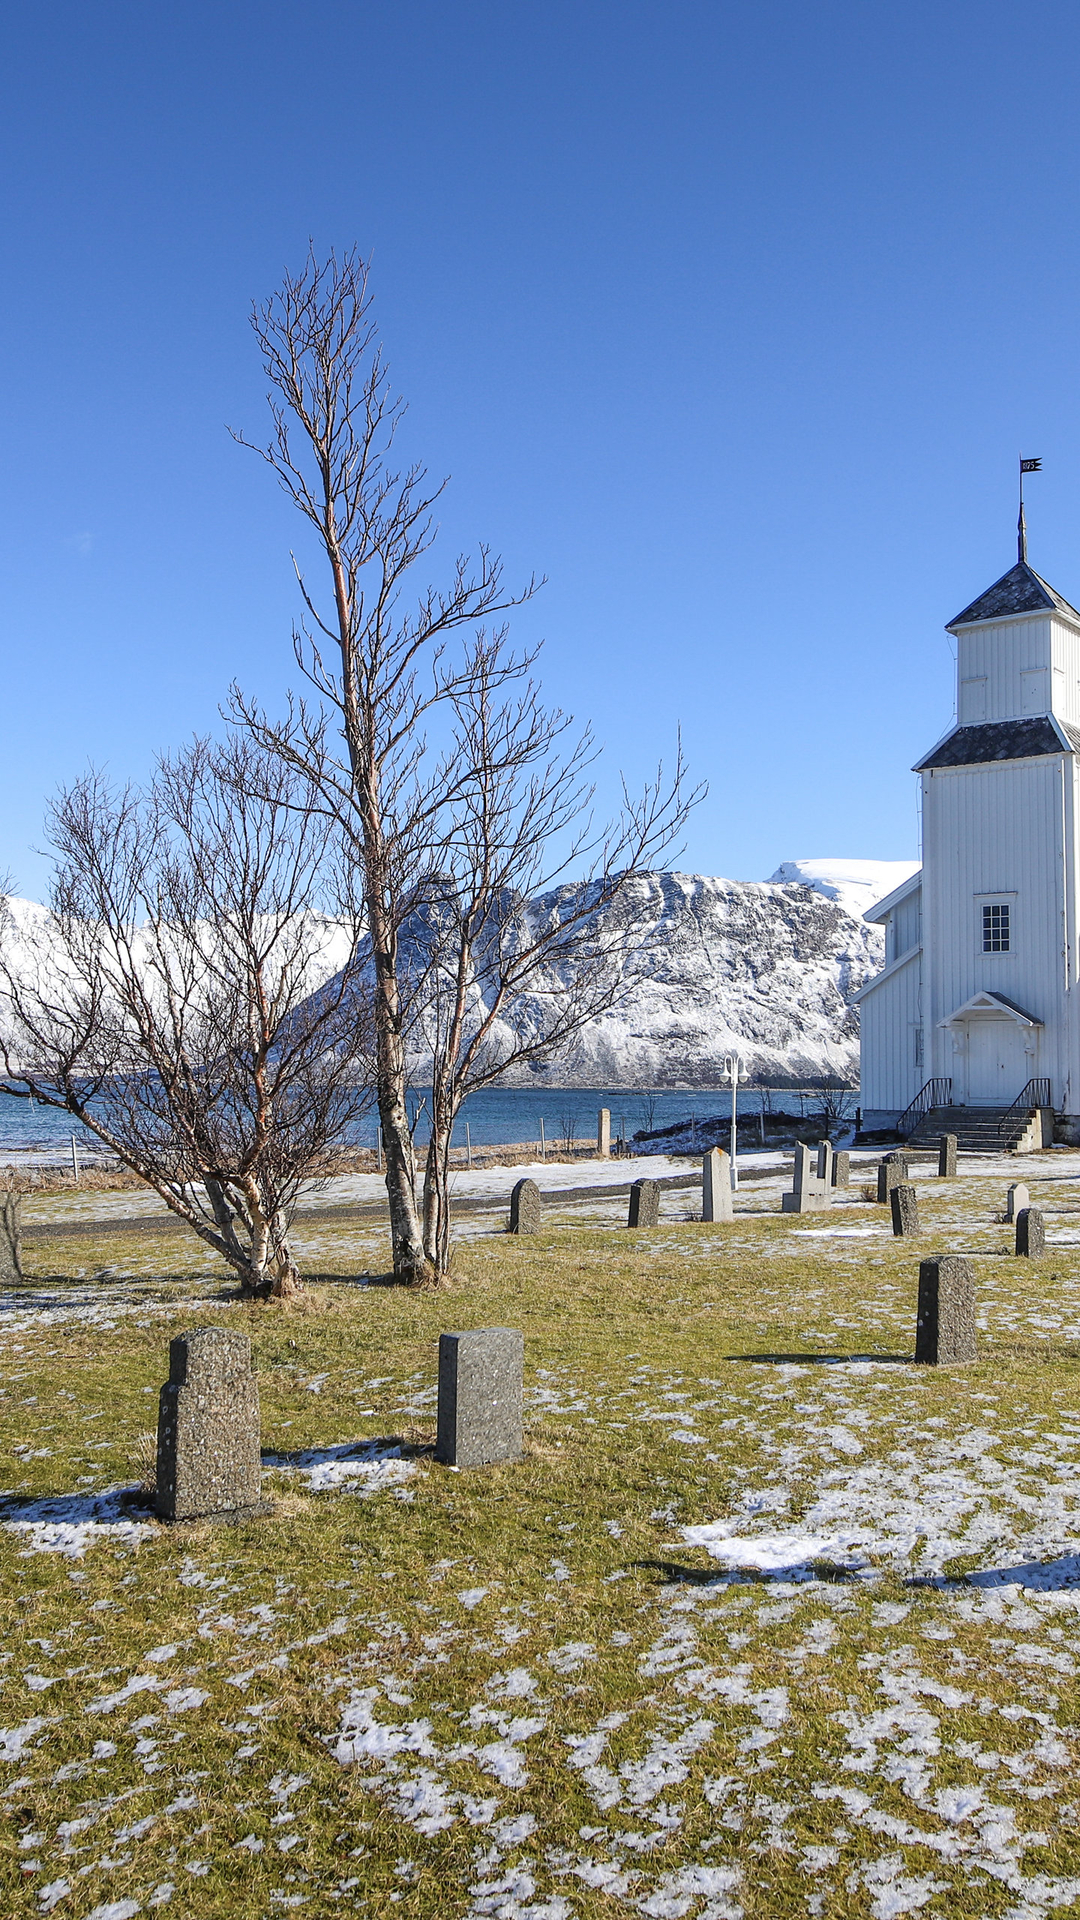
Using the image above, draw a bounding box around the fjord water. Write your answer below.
[0,1084,840,1160]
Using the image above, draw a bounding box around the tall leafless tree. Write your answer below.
[233,247,699,1281]
[0,737,370,1296]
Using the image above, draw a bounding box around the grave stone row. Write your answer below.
[155,1320,526,1521]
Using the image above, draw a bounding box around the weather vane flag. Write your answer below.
[1018,455,1041,563]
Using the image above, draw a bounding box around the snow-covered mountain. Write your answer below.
[491,862,904,1088]
[1,858,911,1088]
[767,858,920,921]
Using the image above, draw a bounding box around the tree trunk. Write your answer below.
[371,919,431,1284]
[422,1091,455,1278]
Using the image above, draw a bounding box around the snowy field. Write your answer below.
[5,1160,1080,1916]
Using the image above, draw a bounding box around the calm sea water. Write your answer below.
[0,1084,851,1158]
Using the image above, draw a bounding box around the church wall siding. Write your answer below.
[923,756,1067,1102]
[859,946,922,1117]
[958,616,1051,722]
[1051,616,1080,728]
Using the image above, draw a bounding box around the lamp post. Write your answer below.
[722,1053,746,1190]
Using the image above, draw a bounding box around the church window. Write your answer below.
[982,902,1010,952]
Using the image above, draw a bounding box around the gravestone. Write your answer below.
[816,1139,834,1185]
[597,1108,611,1159]
[702,1148,733,1223]
[435,1327,524,1468]
[938,1134,957,1178]
[782,1141,828,1213]
[1005,1182,1029,1223]
[891,1182,920,1236]
[915,1255,977,1364]
[877,1155,908,1204]
[155,1327,263,1522]
[628,1178,660,1228]
[1016,1206,1045,1258]
[509,1178,541,1235]
[0,1191,22,1281]
[832,1151,850,1189]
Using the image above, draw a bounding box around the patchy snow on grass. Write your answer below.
[0,1487,152,1558]
[263,1440,416,1497]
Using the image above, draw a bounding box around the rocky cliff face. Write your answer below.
[483,869,889,1089]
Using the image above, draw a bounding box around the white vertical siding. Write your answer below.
[1050,615,1080,727]
[894,891,921,957]
[922,756,1066,1102]
[957,616,1051,721]
[859,949,923,1114]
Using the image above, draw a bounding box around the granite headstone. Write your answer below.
[628,1178,660,1228]
[435,1327,524,1468]
[915,1255,977,1365]
[155,1327,263,1522]
[1016,1206,1045,1258]
[509,1178,541,1235]
[1006,1182,1029,1223]
[891,1182,920,1236]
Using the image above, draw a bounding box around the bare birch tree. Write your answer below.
[0,736,370,1296]
[233,247,699,1281]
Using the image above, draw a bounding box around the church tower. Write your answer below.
[858,535,1080,1143]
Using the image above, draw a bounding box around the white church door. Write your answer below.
[962,1015,1031,1105]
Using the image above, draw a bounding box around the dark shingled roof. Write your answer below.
[949,561,1080,628]
[915,716,1080,771]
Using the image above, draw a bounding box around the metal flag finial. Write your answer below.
[1019,455,1042,563]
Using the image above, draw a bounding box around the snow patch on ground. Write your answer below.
[264,1440,416,1497]
[0,1486,152,1558]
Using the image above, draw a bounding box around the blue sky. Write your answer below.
[3,1,1080,899]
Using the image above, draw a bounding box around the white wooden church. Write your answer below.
[858,523,1080,1146]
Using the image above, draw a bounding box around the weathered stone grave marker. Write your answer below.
[938,1134,957,1178]
[1005,1182,1029,1223]
[597,1108,611,1159]
[509,1177,540,1235]
[1015,1206,1045,1258]
[915,1255,977,1365]
[435,1327,524,1468]
[782,1141,829,1213]
[877,1151,908,1205]
[816,1139,834,1186]
[155,1327,264,1523]
[702,1148,733,1222]
[890,1182,920,1237]
[628,1178,660,1227]
[832,1151,850,1189]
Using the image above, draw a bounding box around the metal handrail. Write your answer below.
[997,1078,1052,1140]
[897,1077,953,1138]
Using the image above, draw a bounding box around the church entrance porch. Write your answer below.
[939,990,1043,1109]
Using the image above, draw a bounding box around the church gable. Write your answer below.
[949,560,1080,628]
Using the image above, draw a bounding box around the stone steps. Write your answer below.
[904,1104,1039,1154]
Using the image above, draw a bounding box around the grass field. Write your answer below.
[4,1166,1080,1918]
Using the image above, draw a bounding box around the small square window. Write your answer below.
[982,902,1010,952]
